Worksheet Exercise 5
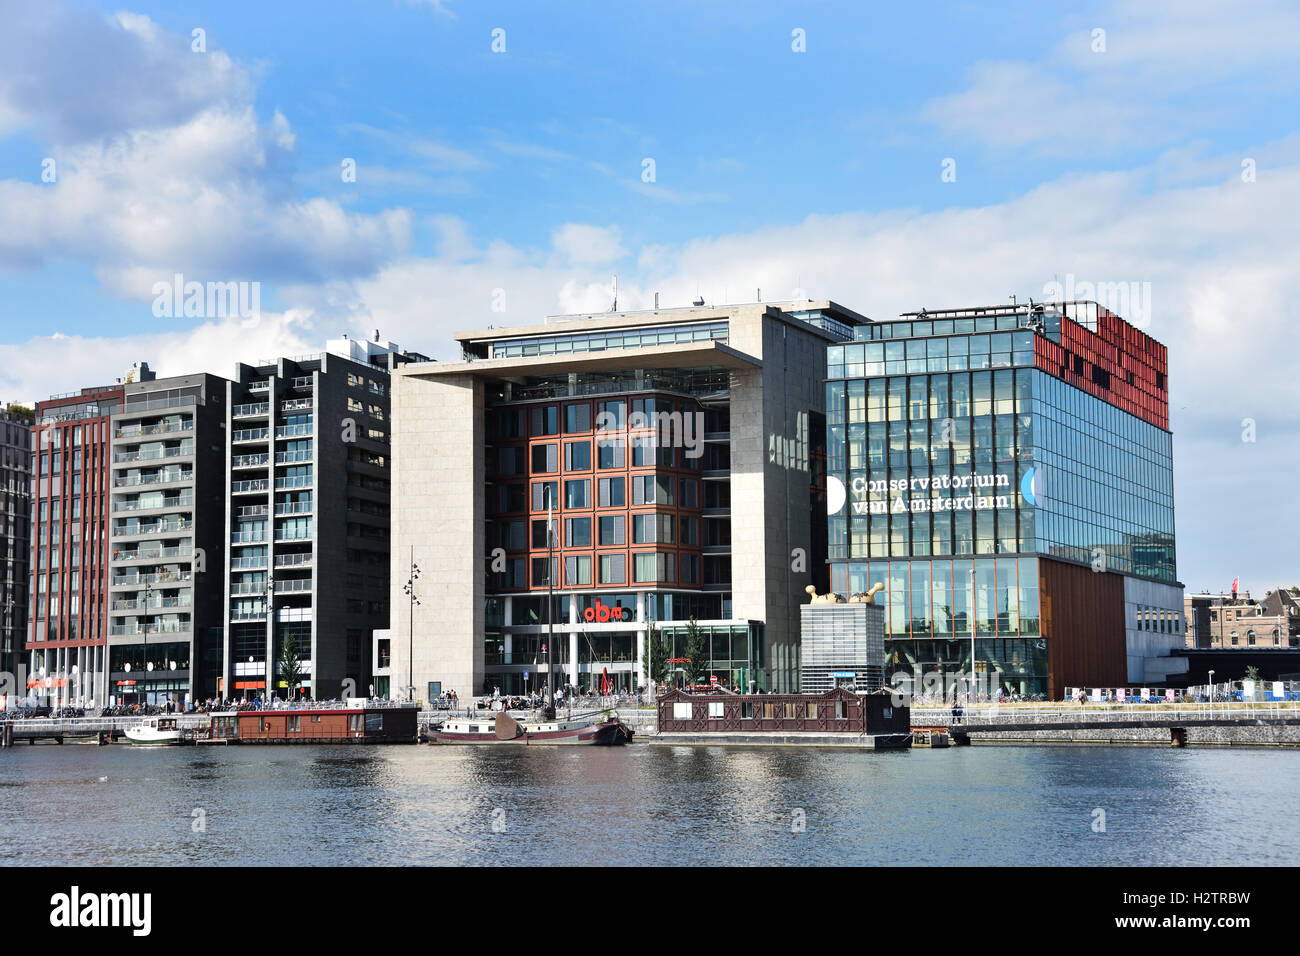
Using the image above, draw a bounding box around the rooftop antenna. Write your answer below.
[757,287,762,302]
[654,292,660,310]
[610,275,618,312]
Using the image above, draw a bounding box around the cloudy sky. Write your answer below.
[0,0,1297,593]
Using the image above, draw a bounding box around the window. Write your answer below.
[598,515,625,546]
[598,476,625,507]
[564,403,590,433]
[531,405,558,436]
[531,444,558,474]
[597,437,625,469]
[672,702,692,720]
[783,702,798,719]
[564,555,592,586]
[565,516,592,547]
[564,441,591,471]
[763,702,776,719]
[564,479,590,509]
[531,518,557,549]
[707,702,724,719]
[806,702,817,719]
[598,553,625,584]
[531,481,558,511]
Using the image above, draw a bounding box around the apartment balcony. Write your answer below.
[113,471,192,489]
[231,479,270,495]
[111,596,192,612]
[275,476,312,491]
[113,518,194,537]
[275,450,312,465]
[274,552,313,570]
[110,622,193,637]
[113,443,194,464]
[280,398,313,412]
[114,419,193,440]
[274,501,313,516]
[232,453,270,469]
[290,376,313,390]
[274,578,312,594]
[230,608,269,622]
[112,546,193,563]
[248,381,271,392]
[231,531,269,545]
[111,570,193,589]
[232,427,269,444]
[275,423,313,439]
[230,581,269,597]
[230,554,269,571]
[232,402,270,418]
[112,494,193,513]
[274,529,312,542]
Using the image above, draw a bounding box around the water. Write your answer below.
[1,743,1296,865]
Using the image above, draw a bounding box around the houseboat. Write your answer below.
[427,709,633,745]
[204,700,419,744]
[651,686,911,749]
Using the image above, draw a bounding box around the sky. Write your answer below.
[0,0,1297,595]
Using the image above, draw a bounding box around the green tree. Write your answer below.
[647,622,671,687]
[683,616,710,685]
[278,635,302,700]
[1244,665,1261,683]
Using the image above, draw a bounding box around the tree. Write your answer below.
[647,622,671,687]
[683,616,711,685]
[1244,665,1261,683]
[277,635,302,700]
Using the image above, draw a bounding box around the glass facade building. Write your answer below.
[824,302,1178,697]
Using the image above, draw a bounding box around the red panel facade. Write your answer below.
[1033,307,1168,430]
[27,386,122,655]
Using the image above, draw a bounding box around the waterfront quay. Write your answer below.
[915,700,1300,747]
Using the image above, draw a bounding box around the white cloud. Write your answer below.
[922,0,1300,154]
[550,224,626,266]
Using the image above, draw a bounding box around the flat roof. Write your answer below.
[453,299,870,344]
[398,340,761,379]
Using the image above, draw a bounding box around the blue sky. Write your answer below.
[0,0,1298,593]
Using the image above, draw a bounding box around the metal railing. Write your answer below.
[115,420,193,439]
[232,428,269,442]
[910,701,1300,724]
[113,519,193,536]
[232,403,270,417]
[231,479,269,494]
[113,472,191,488]
[112,495,192,512]
[113,444,194,463]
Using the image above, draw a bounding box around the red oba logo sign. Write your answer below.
[583,598,628,623]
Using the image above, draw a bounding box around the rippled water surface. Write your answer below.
[1,743,1296,865]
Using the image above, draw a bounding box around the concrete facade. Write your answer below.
[387,300,866,702]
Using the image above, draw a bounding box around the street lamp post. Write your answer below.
[1208,669,1215,715]
[265,576,276,700]
[969,567,977,707]
[141,582,152,709]
[403,549,420,702]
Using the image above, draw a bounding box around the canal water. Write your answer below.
[1,743,1296,865]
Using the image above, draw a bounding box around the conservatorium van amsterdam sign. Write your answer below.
[849,473,1012,516]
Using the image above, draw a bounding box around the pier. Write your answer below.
[911,702,1300,747]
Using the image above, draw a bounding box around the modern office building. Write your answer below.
[824,300,1186,698]
[27,381,125,706]
[388,300,867,702]
[221,334,424,701]
[1,404,34,690]
[107,369,229,705]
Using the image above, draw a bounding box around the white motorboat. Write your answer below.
[124,716,182,746]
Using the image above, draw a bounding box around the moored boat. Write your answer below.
[427,709,632,745]
[124,716,182,746]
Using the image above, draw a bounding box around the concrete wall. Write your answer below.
[729,307,831,692]
[389,370,484,703]
[1123,575,1187,683]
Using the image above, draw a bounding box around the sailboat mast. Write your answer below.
[546,488,554,706]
